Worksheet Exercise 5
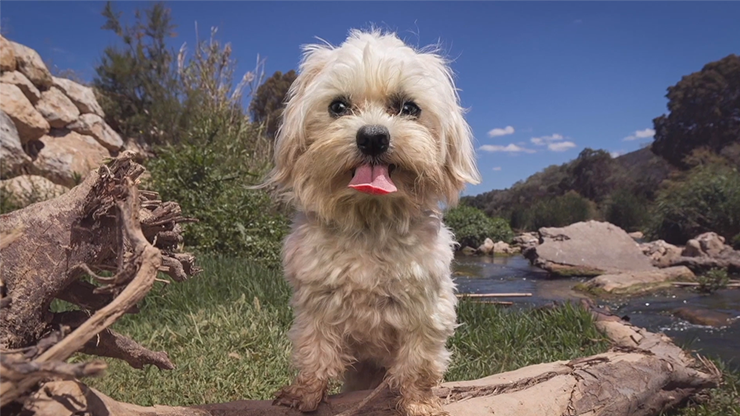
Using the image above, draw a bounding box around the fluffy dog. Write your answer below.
[265,29,480,416]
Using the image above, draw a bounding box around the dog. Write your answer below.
[265,29,481,416]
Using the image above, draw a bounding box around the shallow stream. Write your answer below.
[452,254,740,370]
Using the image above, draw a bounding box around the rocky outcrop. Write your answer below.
[31,130,110,187]
[68,113,122,151]
[9,41,53,90]
[0,175,68,206]
[477,238,521,255]
[0,83,50,143]
[0,37,127,205]
[0,110,32,177]
[52,77,105,117]
[669,232,740,273]
[512,232,539,250]
[640,240,683,268]
[580,266,695,295]
[524,221,656,276]
[0,35,16,72]
[36,87,80,128]
[0,71,41,104]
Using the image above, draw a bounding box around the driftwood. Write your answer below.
[0,152,199,411]
[0,152,721,416]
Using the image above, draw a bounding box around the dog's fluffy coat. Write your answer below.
[267,29,480,416]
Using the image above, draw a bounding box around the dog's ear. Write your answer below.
[265,44,332,193]
[442,105,481,206]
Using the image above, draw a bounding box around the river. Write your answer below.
[452,254,740,371]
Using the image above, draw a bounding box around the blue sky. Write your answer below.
[3,2,740,196]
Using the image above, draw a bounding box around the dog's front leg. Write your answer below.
[387,326,451,416]
[273,313,347,412]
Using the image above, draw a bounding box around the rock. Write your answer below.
[580,266,695,295]
[36,87,80,128]
[493,241,520,255]
[682,232,726,258]
[52,77,105,117]
[0,35,16,71]
[524,221,656,277]
[67,113,123,151]
[0,71,41,104]
[628,231,644,240]
[0,110,32,177]
[0,175,68,206]
[640,240,683,268]
[512,232,539,249]
[673,307,735,328]
[461,246,477,256]
[9,41,53,90]
[123,137,153,162]
[30,130,110,187]
[477,238,495,255]
[0,83,50,143]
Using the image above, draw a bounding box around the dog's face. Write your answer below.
[268,30,480,226]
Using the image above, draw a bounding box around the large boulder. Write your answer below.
[512,232,539,249]
[52,77,105,117]
[30,130,110,187]
[523,221,656,276]
[67,113,123,152]
[36,87,80,128]
[640,240,683,268]
[0,174,68,206]
[682,232,726,258]
[493,241,520,255]
[0,83,50,143]
[0,35,16,71]
[9,41,53,90]
[477,238,495,255]
[673,307,736,328]
[0,110,32,178]
[580,266,695,295]
[0,71,41,104]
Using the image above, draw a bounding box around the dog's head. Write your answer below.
[266,29,480,227]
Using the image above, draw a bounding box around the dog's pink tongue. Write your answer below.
[348,164,397,195]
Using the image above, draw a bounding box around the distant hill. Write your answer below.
[461,146,675,230]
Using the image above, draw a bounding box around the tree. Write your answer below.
[652,54,740,168]
[568,148,618,203]
[93,1,182,145]
[249,70,297,139]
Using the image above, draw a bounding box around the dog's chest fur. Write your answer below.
[282,211,458,357]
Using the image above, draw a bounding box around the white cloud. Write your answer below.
[531,134,564,146]
[548,141,577,152]
[623,128,655,141]
[479,144,536,154]
[492,166,502,171]
[488,125,515,138]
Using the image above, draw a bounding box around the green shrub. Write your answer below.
[648,163,740,244]
[444,204,514,248]
[696,268,730,293]
[604,188,650,232]
[732,234,740,250]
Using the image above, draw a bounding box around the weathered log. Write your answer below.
[8,301,720,416]
[0,151,199,409]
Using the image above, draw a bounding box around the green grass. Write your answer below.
[72,257,738,415]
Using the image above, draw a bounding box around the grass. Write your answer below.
[72,256,738,415]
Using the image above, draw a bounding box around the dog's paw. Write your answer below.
[272,379,327,412]
[397,397,449,416]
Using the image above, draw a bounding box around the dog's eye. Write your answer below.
[400,101,421,118]
[329,100,350,117]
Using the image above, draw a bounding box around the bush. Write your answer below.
[696,268,730,293]
[604,188,650,232]
[732,234,740,250]
[444,204,514,249]
[648,163,740,244]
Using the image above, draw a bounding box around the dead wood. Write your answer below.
[0,151,199,409]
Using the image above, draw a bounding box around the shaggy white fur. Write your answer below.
[265,29,481,416]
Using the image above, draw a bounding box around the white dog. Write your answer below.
[265,29,480,416]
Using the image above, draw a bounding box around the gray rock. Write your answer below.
[36,87,80,128]
[0,83,50,143]
[0,174,68,206]
[640,240,682,268]
[0,35,16,71]
[673,307,735,328]
[30,130,110,187]
[52,77,105,117]
[0,110,32,177]
[524,221,656,276]
[0,71,41,104]
[9,41,52,90]
[67,113,123,151]
[581,266,694,295]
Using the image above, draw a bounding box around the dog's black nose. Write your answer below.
[356,125,390,157]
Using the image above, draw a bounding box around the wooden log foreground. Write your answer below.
[0,153,721,416]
